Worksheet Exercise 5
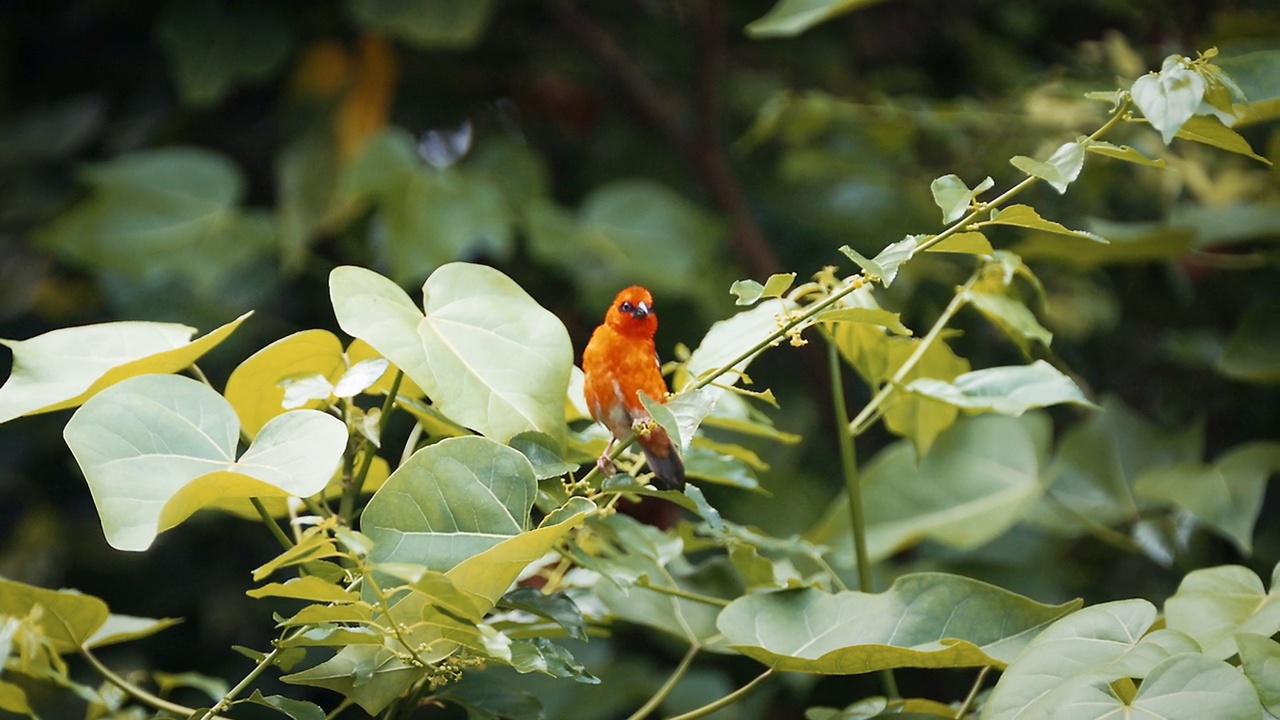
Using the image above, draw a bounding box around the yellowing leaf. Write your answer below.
[225,329,347,437]
[0,312,250,424]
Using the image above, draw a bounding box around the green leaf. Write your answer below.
[63,374,346,551]
[1131,55,1207,144]
[1013,217,1191,268]
[84,613,181,649]
[445,497,594,609]
[282,645,421,715]
[1165,563,1280,659]
[361,436,538,572]
[526,181,723,303]
[717,574,1079,673]
[981,204,1107,243]
[330,263,573,444]
[508,637,598,683]
[924,231,994,255]
[682,299,798,396]
[730,279,766,306]
[246,690,326,720]
[905,361,1095,416]
[817,307,912,335]
[0,577,108,653]
[1237,633,1280,716]
[348,0,496,49]
[987,600,1259,719]
[0,680,32,718]
[930,174,994,224]
[157,1,291,108]
[831,322,969,452]
[1134,441,1280,554]
[246,576,359,603]
[964,291,1053,352]
[1173,114,1271,165]
[509,431,578,480]
[0,312,249,424]
[1010,141,1085,194]
[1084,139,1167,168]
[1220,299,1280,383]
[35,148,274,296]
[344,130,513,285]
[746,0,891,38]
[1129,653,1260,718]
[811,415,1046,564]
[684,445,760,490]
[498,588,587,642]
[840,237,916,286]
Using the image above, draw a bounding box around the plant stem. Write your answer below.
[826,335,901,700]
[81,647,232,720]
[847,271,978,436]
[198,646,283,720]
[1042,490,1146,556]
[340,371,402,522]
[325,697,354,719]
[625,644,700,720]
[955,665,992,718]
[664,668,774,720]
[825,336,872,594]
[635,578,731,607]
[251,497,294,550]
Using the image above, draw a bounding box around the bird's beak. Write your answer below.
[632,301,650,319]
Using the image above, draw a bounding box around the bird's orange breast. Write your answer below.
[582,324,668,439]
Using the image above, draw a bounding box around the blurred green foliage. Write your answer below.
[1,0,1279,718]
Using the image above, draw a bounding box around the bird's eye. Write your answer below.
[619,301,634,313]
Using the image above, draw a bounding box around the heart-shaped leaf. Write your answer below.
[63,374,347,551]
[361,436,538,572]
[0,312,249,424]
[1164,563,1280,659]
[331,263,572,444]
[0,578,108,653]
[905,360,1096,416]
[717,574,1079,673]
[224,329,347,437]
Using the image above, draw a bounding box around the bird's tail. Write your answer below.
[639,432,685,492]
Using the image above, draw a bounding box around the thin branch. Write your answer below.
[625,644,700,720]
[664,668,774,720]
[956,665,993,718]
[81,647,233,720]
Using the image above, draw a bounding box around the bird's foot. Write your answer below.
[596,453,617,477]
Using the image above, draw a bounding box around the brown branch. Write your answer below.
[545,0,781,278]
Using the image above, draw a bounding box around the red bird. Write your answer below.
[582,286,685,491]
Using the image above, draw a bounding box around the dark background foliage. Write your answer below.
[1,0,1277,717]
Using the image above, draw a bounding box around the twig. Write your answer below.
[625,644,701,720]
[664,668,774,720]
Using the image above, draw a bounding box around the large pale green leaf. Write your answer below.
[34,148,274,296]
[361,436,538,572]
[347,0,496,49]
[1173,114,1271,163]
[343,130,512,285]
[810,414,1046,565]
[1165,563,1280,659]
[84,613,181,649]
[905,360,1095,416]
[63,374,347,551]
[990,606,1259,720]
[717,574,1079,673]
[1134,441,1280,553]
[985,599,1162,717]
[0,578,108,653]
[157,1,291,108]
[330,263,572,444]
[0,312,249,424]
[746,0,892,38]
[964,291,1053,352]
[1237,633,1280,716]
[979,204,1106,243]
[930,175,994,224]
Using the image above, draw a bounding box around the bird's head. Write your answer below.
[604,285,658,337]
